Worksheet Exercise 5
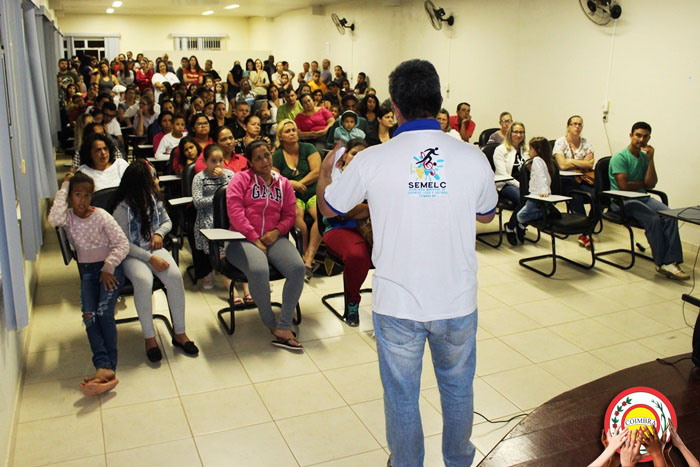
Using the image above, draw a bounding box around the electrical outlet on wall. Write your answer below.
[602,99,610,122]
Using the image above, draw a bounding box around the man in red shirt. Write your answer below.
[449,102,476,142]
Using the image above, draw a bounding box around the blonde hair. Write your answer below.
[505,121,525,152]
[278,118,298,132]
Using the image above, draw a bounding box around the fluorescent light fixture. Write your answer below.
[224,4,240,9]
[112,1,122,7]
[106,7,115,13]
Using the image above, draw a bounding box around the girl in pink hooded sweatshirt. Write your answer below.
[226,140,305,350]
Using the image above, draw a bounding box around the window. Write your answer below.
[70,37,105,60]
[173,35,226,51]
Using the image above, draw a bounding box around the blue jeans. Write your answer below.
[517,200,544,225]
[373,311,478,467]
[561,178,595,215]
[499,184,522,228]
[619,196,683,266]
[78,262,125,371]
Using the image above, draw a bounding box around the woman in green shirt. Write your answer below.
[272,119,321,273]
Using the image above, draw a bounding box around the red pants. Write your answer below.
[323,228,371,304]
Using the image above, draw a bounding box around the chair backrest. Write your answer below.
[481,143,499,171]
[548,140,556,151]
[213,185,229,230]
[56,227,75,266]
[91,187,118,210]
[252,98,267,114]
[595,156,612,194]
[478,128,499,147]
[182,162,196,197]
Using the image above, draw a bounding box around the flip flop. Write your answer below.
[244,295,254,305]
[79,377,119,396]
[271,337,303,351]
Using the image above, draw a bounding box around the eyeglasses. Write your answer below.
[511,130,525,135]
[500,119,512,124]
[195,121,210,127]
[570,122,583,127]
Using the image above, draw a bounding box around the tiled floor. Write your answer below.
[10,214,699,466]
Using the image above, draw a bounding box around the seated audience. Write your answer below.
[266,85,281,119]
[553,115,596,247]
[134,59,153,93]
[234,114,272,155]
[109,161,198,362]
[487,112,513,145]
[308,70,328,94]
[196,125,248,174]
[358,94,380,136]
[203,59,220,82]
[249,59,269,96]
[276,87,303,123]
[320,58,332,84]
[273,119,321,270]
[78,133,129,191]
[226,141,305,350]
[95,61,120,95]
[271,62,288,88]
[450,102,476,142]
[183,55,204,87]
[333,110,366,145]
[172,136,200,175]
[298,61,310,85]
[155,114,186,160]
[295,93,335,144]
[235,79,256,107]
[609,121,688,280]
[516,137,556,225]
[321,138,372,325]
[226,61,243,103]
[312,89,324,107]
[366,105,395,146]
[133,94,159,137]
[48,171,128,396]
[494,122,529,245]
[151,60,179,104]
[230,100,250,139]
[437,108,462,140]
[212,101,233,133]
[152,111,173,158]
[354,72,368,96]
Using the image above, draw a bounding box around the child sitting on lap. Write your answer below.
[333,110,366,145]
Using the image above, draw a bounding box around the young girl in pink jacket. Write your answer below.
[226,140,305,350]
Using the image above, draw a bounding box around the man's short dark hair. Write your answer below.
[457,102,470,111]
[158,110,174,124]
[102,101,117,112]
[631,121,652,133]
[388,59,441,121]
[58,58,68,65]
[341,94,357,106]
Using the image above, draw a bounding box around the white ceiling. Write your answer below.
[50,0,354,18]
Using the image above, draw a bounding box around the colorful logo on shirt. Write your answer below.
[408,147,447,198]
[604,387,676,463]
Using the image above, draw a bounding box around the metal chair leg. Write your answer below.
[322,288,372,325]
[595,225,654,270]
[519,232,596,277]
[476,209,504,248]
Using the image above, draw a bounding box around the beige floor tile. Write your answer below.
[475,338,531,376]
[169,353,250,395]
[181,385,271,435]
[589,341,663,371]
[28,319,85,354]
[476,326,494,341]
[500,328,584,363]
[351,396,442,447]
[325,362,384,405]
[470,418,522,459]
[98,363,178,408]
[595,283,668,308]
[473,378,521,421]
[550,319,628,351]
[18,377,100,423]
[482,282,553,306]
[476,290,507,311]
[633,300,696,331]
[195,422,297,467]
[43,455,106,467]
[592,309,674,340]
[159,321,234,363]
[513,298,586,326]
[630,276,695,300]
[295,310,358,342]
[639,330,693,357]
[236,346,320,383]
[477,307,541,337]
[482,365,569,411]
[102,398,191,452]
[303,334,378,371]
[276,406,380,466]
[256,373,346,420]
[423,433,445,467]
[12,411,103,466]
[24,346,95,385]
[310,449,389,467]
[105,438,201,467]
[560,291,628,316]
[477,265,520,287]
[538,353,616,388]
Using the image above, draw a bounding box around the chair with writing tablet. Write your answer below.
[593,156,668,270]
[517,160,598,277]
[478,128,499,148]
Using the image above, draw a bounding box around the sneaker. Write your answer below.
[656,263,690,281]
[345,302,360,327]
[201,272,215,290]
[578,234,591,249]
[505,225,518,246]
[516,224,526,243]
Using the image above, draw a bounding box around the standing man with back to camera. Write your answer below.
[317,59,498,467]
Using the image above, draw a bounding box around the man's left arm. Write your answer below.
[643,145,658,189]
[476,161,498,224]
[317,143,367,218]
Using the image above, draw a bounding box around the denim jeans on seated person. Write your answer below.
[373,310,478,467]
[498,184,522,229]
[517,200,545,225]
[614,196,683,266]
[78,262,125,371]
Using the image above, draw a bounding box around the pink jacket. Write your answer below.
[226,169,296,242]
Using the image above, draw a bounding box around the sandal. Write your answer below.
[79,376,119,396]
[271,337,303,351]
[233,297,244,306]
[244,294,254,305]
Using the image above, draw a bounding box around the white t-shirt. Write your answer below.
[152,72,180,103]
[78,158,129,192]
[325,120,498,322]
[155,132,184,160]
[106,118,122,137]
